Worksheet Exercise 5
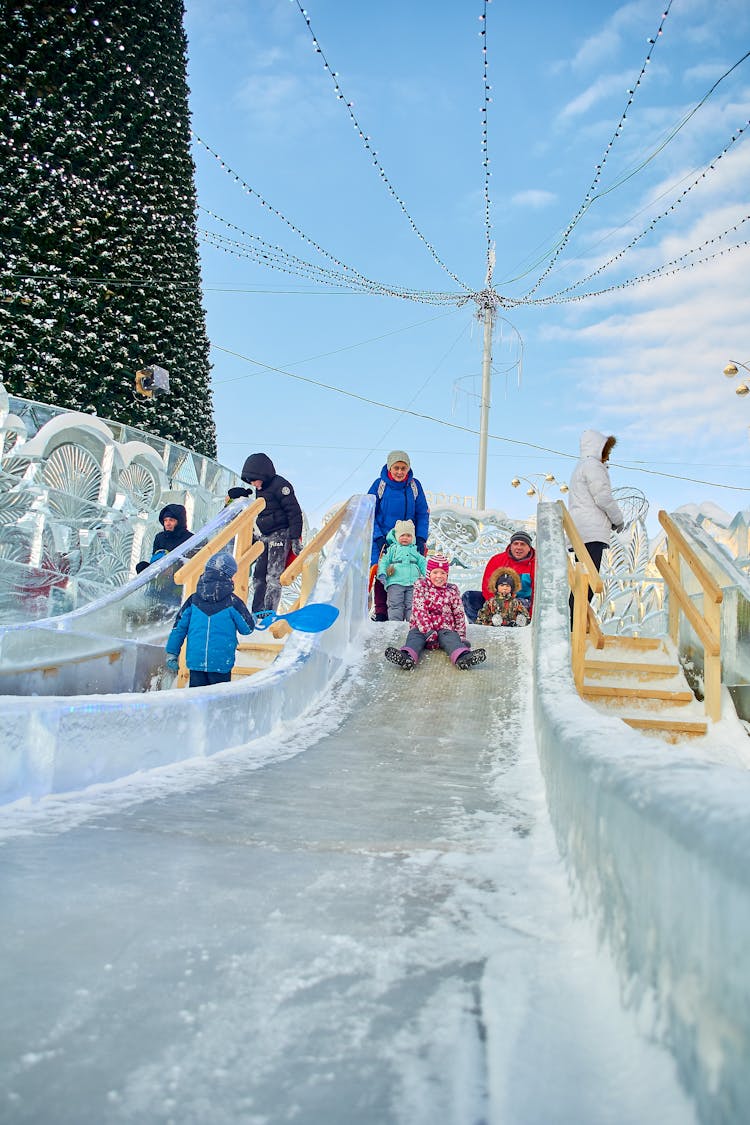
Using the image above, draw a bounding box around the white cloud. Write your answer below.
[511,189,557,209]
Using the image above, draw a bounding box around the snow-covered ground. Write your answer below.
[0,625,697,1125]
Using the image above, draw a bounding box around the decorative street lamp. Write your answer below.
[511,473,568,501]
[723,359,750,395]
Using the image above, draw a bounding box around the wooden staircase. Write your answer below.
[580,634,708,742]
[560,503,723,743]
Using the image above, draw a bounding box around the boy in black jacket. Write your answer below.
[240,452,303,613]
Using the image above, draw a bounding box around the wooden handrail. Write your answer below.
[558,501,603,596]
[657,511,723,605]
[656,510,723,721]
[280,500,349,586]
[654,556,720,656]
[560,501,607,689]
[173,497,265,591]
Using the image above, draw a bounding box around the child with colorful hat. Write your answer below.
[385,554,486,671]
[376,519,427,621]
[476,567,531,628]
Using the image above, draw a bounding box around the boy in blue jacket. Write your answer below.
[376,519,427,620]
[165,552,254,687]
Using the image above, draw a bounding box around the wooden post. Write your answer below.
[666,535,680,644]
[571,565,589,689]
[703,594,722,721]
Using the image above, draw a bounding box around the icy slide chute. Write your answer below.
[0,494,374,805]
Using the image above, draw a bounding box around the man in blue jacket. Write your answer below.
[367,450,429,621]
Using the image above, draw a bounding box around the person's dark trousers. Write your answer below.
[189,670,233,687]
[402,627,470,665]
[252,532,291,612]
[568,540,607,627]
[462,589,485,623]
[372,577,388,621]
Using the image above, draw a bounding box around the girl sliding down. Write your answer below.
[385,554,486,671]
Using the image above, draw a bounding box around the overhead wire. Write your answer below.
[211,343,750,492]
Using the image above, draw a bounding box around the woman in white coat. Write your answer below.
[567,429,625,616]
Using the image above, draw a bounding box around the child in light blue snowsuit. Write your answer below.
[376,519,427,621]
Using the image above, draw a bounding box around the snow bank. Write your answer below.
[0,495,374,806]
[532,501,750,1123]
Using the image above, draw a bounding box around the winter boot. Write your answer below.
[455,648,486,670]
[385,646,416,671]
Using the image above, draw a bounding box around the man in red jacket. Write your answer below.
[462,530,536,623]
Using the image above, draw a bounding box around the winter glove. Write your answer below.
[290,538,303,556]
[165,655,179,673]
[135,560,149,574]
[386,564,395,577]
[226,486,250,503]
[611,521,625,533]
[515,614,529,627]
[416,538,427,556]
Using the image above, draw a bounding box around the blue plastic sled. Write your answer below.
[253,603,339,633]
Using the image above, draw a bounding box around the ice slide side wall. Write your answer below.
[532,502,750,1124]
[0,495,374,806]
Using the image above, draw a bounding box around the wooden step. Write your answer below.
[581,684,694,704]
[599,635,664,652]
[231,665,263,678]
[236,640,286,654]
[583,660,680,679]
[622,716,708,738]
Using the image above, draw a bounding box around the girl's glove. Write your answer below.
[166,655,179,672]
[290,538,303,555]
[515,614,529,627]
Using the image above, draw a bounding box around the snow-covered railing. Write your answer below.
[533,500,750,1120]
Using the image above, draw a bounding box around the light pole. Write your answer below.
[723,359,750,395]
[511,473,568,502]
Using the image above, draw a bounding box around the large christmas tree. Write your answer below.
[0,0,216,457]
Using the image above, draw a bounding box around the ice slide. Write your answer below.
[2,504,750,1121]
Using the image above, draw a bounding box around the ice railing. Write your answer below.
[0,493,374,805]
[427,497,666,633]
[532,499,750,1121]
[0,382,241,623]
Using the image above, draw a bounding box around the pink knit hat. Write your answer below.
[426,553,450,573]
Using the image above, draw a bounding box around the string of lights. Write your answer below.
[529,233,750,307]
[197,228,469,306]
[193,130,477,308]
[479,1,493,281]
[542,215,750,305]
[522,2,674,299]
[538,118,750,302]
[211,342,750,492]
[289,0,473,293]
[197,210,468,304]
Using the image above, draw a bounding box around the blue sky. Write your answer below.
[183,0,750,534]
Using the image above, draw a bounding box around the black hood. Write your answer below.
[241,453,275,485]
[158,504,188,531]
